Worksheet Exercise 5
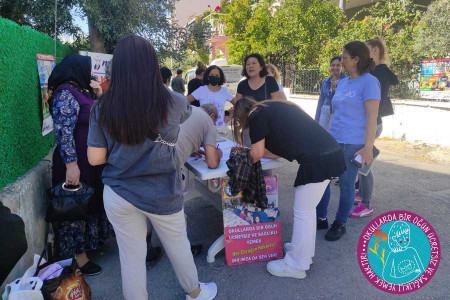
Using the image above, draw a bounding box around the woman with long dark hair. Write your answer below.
[235,53,287,101]
[232,97,346,279]
[349,37,399,218]
[48,54,112,276]
[87,35,217,300]
[316,41,381,241]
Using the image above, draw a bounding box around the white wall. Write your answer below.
[289,98,450,147]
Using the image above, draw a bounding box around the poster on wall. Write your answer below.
[420,58,450,100]
[36,53,55,136]
[222,175,282,266]
[79,51,113,84]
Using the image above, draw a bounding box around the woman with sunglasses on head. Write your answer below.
[316,41,381,241]
[87,35,217,300]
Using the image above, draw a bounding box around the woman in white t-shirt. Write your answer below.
[187,65,236,128]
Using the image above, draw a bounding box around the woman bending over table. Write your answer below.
[232,98,346,279]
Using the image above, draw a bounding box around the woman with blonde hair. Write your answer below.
[266,63,283,92]
[349,37,399,218]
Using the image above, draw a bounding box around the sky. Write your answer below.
[72,6,88,34]
[61,6,88,42]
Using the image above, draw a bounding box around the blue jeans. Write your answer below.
[316,143,364,224]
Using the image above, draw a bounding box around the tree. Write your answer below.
[0,0,80,37]
[0,0,176,56]
[222,0,255,64]
[319,0,423,76]
[414,0,450,58]
[268,0,344,68]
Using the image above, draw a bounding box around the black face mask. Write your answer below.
[208,76,220,86]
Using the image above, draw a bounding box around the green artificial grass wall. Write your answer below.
[0,17,73,190]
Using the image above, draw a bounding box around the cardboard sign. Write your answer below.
[79,51,113,84]
[222,175,282,266]
[37,54,55,136]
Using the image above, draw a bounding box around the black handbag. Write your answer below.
[46,182,95,222]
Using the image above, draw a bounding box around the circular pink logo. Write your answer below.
[357,210,440,294]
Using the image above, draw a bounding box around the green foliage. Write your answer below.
[223,0,254,64]
[223,0,344,67]
[0,0,80,37]
[268,0,345,68]
[319,0,423,77]
[81,0,175,54]
[0,17,73,190]
[1,0,176,57]
[64,34,90,52]
[414,0,450,58]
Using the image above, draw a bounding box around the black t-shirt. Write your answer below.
[237,76,279,101]
[371,64,399,122]
[248,101,340,162]
[188,78,203,107]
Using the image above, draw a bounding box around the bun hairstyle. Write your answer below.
[343,41,375,75]
[366,36,390,65]
[195,61,207,76]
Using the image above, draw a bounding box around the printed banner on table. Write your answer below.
[222,175,282,266]
[79,51,113,84]
[37,53,56,136]
[420,58,450,100]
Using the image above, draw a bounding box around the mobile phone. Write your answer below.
[351,154,363,168]
[91,75,98,82]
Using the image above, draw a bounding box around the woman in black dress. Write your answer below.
[232,97,346,279]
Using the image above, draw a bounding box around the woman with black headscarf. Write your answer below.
[48,54,111,276]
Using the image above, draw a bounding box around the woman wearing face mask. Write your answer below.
[315,56,346,129]
[187,65,236,128]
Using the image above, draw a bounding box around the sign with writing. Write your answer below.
[79,51,113,84]
[36,54,55,136]
[420,58,450,100]
[222,175,282,266]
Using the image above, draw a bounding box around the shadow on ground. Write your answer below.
[86,153,450,300]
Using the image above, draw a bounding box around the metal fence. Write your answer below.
[390,63,422,100]
[286,63,423,100]
[287,69,323,95]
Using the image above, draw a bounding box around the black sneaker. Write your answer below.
[325,220,346,241]
[80,261,102,276]
[146,246,163,270]
[317,218,329,230]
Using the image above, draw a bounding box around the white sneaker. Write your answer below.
[266,259,306,279]
[283,243,313,265]
[186,282,217,300]
[283,242,293,253]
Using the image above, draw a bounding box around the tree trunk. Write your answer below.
[87,15,106,53]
